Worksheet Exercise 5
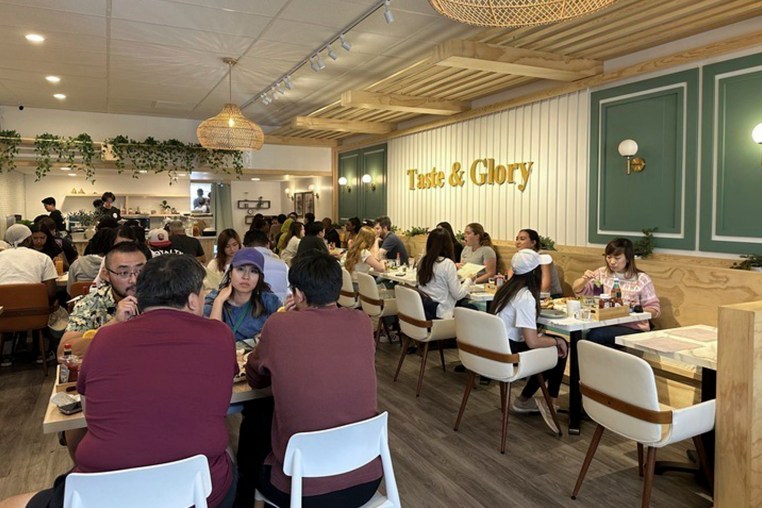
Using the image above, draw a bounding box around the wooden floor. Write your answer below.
[0,344,713,507]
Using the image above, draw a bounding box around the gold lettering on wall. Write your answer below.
[408,158,533,192]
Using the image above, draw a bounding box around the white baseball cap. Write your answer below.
[147,228,172,248]
[511,249,552,275]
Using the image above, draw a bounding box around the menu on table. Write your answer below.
[667,327,717,342]
[636,337,700,353]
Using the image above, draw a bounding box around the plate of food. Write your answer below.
[540,309,566,318]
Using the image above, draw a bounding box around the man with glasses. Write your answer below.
[58,242,147,358]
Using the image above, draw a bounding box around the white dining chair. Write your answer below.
[356,272,398,345]
[571,341,715,507]
[393,285,456,397]
[338,268,360,308]
[63,454,212,508]
[453,308,561,452]
[255,412,400,508]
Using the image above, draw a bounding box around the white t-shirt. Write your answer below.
[0,247,58,285]
[349,249,374,281]
[280,236,301,267]
[496,287,537,342]
[417,257,472,319]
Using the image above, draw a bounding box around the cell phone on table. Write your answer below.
[58,401,82,415]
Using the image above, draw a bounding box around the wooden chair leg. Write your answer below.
[374,317,383,346]
[415,342,431,397]
[38,330,48,377]
[499,381,511,454]
[381,318,393,343]
[536,374,562,436]
[641,446,657,508]
[454,371,476,431]
[692,435,714,493]
[438,341,446,372]
[393,335,410,382]
[637,443,644,477]
[571,424,605,499]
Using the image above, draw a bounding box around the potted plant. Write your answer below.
[539,235,556,251]
[633,227,657,258]
[67,210,98,240]
[731,254,762,272]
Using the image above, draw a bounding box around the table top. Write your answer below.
[537,311,651,332]
[369,270,494,302]
[56,273,68,287]
[42,380,272,434]
[615,324,717,370]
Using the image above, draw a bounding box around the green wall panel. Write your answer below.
[338,144,387,222]
[590,69,698,250]
[361,147,387,221]
[700,53,762,253]
[338,153,359,222]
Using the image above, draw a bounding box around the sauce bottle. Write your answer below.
[611,277,623,306]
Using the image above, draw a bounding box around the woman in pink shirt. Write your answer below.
[572,238,660,347]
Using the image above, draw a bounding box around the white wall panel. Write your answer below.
[387,90,589,246]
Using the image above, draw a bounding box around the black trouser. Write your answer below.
[257,466,381,508]
[509,340,567,398]
[234,397,275,508]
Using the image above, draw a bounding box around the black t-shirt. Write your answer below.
[99,206,121,221]
[296,235,328,258]
[170,235,206,257]
[324,228,341,249]
[49,210,66,232]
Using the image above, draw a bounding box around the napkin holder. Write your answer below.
[54,366,79,394]
[590,305,629,321]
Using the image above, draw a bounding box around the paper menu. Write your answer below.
[457,263,484,279]
[667,327,717,342]
[637,337,699,353]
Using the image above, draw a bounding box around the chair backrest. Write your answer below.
[63,454,212,508]
[394,285,430,341]
[453,307,517,379]
[577,341,665,443]
[283,412,400,508]
[70,281,94,299]
[0,283,50,333]
[338,268,359,308]
[356,272,383,317]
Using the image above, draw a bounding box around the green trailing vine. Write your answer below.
[0,129,21,172]
[34,133,60,181]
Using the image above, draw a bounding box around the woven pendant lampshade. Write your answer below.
[428,0,616,27]
[197,58,264,151]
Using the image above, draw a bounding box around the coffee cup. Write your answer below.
[566,300,582,319]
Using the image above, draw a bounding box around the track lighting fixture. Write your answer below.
[383,0,394,24]
[340,34,352,51]
[327,46,338,60]
[284,76,293,90]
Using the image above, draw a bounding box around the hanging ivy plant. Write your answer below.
[34,133,60,181]
[0,129,21,172]
[74,133,97,182]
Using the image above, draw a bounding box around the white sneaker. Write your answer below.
[0,357,12,368]
[536,397,561,435]
[511,396,539,414]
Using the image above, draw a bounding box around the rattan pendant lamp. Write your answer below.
[197,57,264,151]
[428,0,615,27]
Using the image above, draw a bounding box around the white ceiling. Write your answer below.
[0,0,479,129]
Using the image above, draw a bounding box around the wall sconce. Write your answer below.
[338,176,351,193]
[753,123,762,166]
[285,187,294,201]
[361,173,376,191]
[617,139,646,175]
[308,184,319,199]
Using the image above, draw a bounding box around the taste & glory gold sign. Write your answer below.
[406,158,534,192]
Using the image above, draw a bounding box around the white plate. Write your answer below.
[540,309,566,318]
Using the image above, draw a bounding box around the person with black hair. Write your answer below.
[29,222,67,269]
[343,217,362,247]
[295,221,328,258]
[303,212,315,225]
[322,217,341,249]
[491,249,567,434]
[67,228,116,294]
[374,215,408,264]
[243,250,381,507]
[41,197,66,232]
[417,228,475,319]
[243,230,289,302]
[514,228,563,297]
[436,221,463,262]
[34,216,79,266]
[269,214,286,244]
[99,191,121,221]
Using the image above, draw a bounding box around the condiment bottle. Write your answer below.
[599,294,611,309]
[611,277,623,306]
[60,343,79,383]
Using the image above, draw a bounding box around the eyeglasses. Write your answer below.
[106,266,144,279]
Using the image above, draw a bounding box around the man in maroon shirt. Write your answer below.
[244,250,382,508]
[8,254,238,508]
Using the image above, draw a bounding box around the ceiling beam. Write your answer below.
[291,116,395,134]
[264,135,338,147]
[340,90,469,116]
[432,40,602,82]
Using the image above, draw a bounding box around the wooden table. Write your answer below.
[43,381,272,434]
[369,270,495,303]
[537,311,652,435]
[56,273,68,288]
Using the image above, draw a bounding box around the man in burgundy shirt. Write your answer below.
[12,254,238,508]
[244,250,382,507]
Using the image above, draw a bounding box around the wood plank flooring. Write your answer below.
[0,344,713,507]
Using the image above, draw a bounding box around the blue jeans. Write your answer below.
[584,325,641,348]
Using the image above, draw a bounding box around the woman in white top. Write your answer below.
[491,249,568,434]
[459,222,502,283]
[417,228,475,319]
[279,221,304,267]
[513,228,564,297]
[344,226,385,282]
[206,229,240,289]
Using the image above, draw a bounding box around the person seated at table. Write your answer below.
[59,242,147,359]
[243,230,289,303]
[295,221,328,258]
[418,227,475,319]
[275,217,294,253]
[35,216,78,266]
[146,228,184,257]
[29,223,69,271]
[279,221,304,267]
[373,215,409,265]
[344,226,386,284]
[66,227,115,294]
[572,238,660,347]
[206,229,241,290]
[41,196,66,233]
[491,249,568,433]
[343,216,361,248]
[437,221,463,263]
[322,217,341,250]
[513,228,563,298]
[2,254,238,508]
[459,222,502,284]
[168,220,206,263]
[243,250,382,508]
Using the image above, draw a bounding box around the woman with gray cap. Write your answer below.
[490,249,568,434]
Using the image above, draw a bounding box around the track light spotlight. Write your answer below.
[284,75,293,90]
[316,54,326,70]
[340,34,351,51]
[277,83,286,95]
[310,55,323,72]
[327,46,338,60]
[271,87,279,100]
[383,0,394,24]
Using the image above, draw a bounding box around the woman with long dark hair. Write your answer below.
[279,221,304,267]
[459,222,503,283]
[514,228,563,297]
[572,238,660,346]
[29,223,66,268]
[417,228,474,319]
[206,229,241,289]
[436,221,463,262]
[491,249,568,433]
